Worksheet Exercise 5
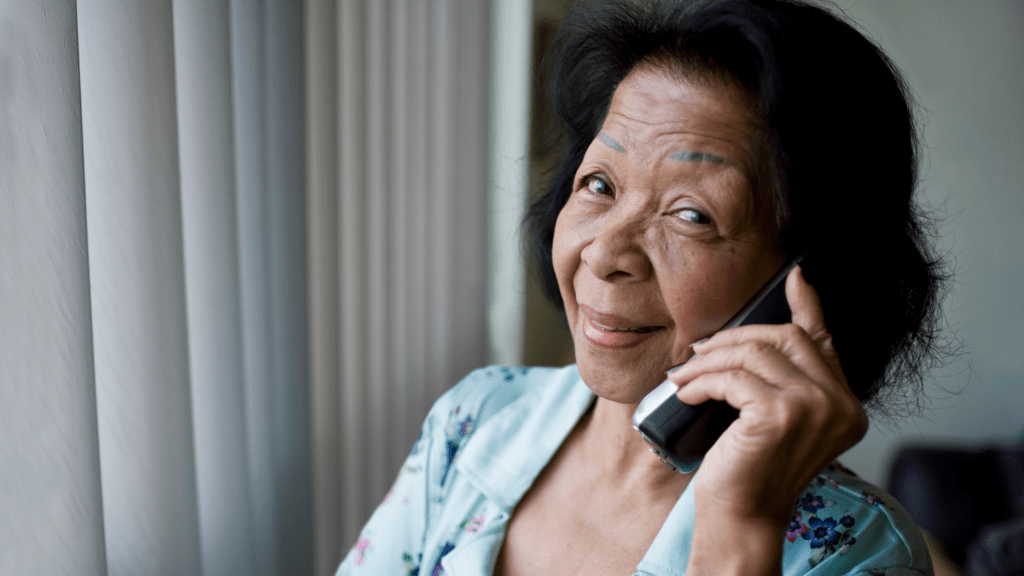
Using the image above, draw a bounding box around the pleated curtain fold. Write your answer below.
[305,0,503,568]
[1,0,520,575]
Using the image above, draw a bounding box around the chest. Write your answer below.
[493,454,682,576]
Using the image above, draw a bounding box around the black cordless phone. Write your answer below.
[631,255,804,473]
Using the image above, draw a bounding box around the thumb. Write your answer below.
[786,265,832,350]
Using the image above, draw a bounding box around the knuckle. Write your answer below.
[781,323,806,342]
[743,340,774,357]
[769,391,803,421]
[821,334,839,355]
[774,400,804,429]
[811,327,833,346]
[805,384,830,405]
[729,369,753,385]
[799,386,832,414]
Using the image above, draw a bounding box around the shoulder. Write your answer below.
[425,365,580,435]
[338,365,584,575]
[782,462,933,575]
[418,364,583,482]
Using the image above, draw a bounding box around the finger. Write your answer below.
[690,323,836,385]
[786,265,829,346]
[679,365,865,447]
[668,339,804,389]
[675,368,772,411]
[786,265,847,380]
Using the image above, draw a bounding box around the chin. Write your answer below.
[576,361,663,405]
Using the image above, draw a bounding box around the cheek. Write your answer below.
[551,210,580,301]
[707,261,754,327]
[660,253,744,337]
[721,261,740,310]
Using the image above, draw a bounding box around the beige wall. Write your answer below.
[833,0,1024,485]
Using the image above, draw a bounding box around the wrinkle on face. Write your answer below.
[552,65,784,404]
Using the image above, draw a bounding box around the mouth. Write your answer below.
[588,320,662,334]
[579,305,665,348]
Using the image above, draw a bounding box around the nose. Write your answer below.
[579,210,652,283]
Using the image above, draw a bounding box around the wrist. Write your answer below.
[687,508,784,576]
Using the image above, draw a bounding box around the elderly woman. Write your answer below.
[337,0,945,574]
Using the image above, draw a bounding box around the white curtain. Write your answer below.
[1,1,106,574]
[2,0,313,574]
[2,0,527,575]
[304,0,509,570]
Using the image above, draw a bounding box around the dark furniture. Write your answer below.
[886,444,1024,575]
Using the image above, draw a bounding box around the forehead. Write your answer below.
[598,66,760,178]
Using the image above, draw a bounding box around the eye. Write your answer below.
[583,175,612,196]
[676,207,712,225]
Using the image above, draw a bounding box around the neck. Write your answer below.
[578,396,693,495]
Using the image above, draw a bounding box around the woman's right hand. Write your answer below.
[666,267,868,575]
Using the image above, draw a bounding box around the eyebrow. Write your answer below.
[598,133,625,153]
[670,151,730,165]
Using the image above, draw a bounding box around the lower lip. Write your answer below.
[582,316,662,349]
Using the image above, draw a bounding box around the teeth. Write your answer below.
[593,321,660,334]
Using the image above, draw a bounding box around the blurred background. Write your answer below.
[2,1,1021,575]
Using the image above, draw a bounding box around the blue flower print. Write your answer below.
[441,408,476,486]
[862,491,894,510]
[814,474,842,489]
[798,513,858,567]
[803,516,841,548]
[445,414,475,468]
[838,536,857,556]
[402,552,420,576]
[787,513,809,542]
[493,366,531,382]
[432,542,456,576]
[798,492,834,513]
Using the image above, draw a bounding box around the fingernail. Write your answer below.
[690,337,709,349]
[666,362,686,374]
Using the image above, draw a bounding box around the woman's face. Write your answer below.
[553,65,785,404]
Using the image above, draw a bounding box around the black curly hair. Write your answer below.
[525,0,949,417]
